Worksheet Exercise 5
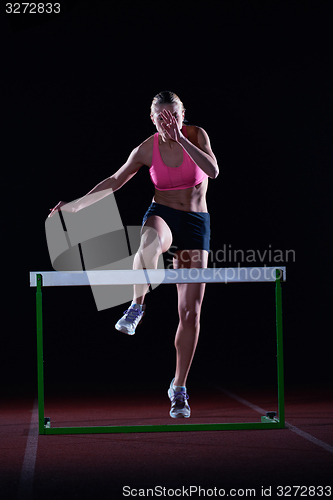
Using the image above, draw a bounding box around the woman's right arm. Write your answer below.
[49,143,148,217]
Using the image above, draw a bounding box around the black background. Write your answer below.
[1,0,331,397]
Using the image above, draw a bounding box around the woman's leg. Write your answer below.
[115,215,172,335]
[173,249,209,387]
[132,215,173,305]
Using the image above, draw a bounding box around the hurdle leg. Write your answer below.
[275,269,285,428]
[36,274,46,434]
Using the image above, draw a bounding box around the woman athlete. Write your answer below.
[49,91,219,418]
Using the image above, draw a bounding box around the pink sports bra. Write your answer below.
[149,126,208,191]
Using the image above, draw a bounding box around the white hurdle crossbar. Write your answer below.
[29,267,286,286]
[30,267,286,435]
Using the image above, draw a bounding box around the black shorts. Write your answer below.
[142,202,210,252]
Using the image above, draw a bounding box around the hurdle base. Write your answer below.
[41,419,284,435]
[44,417,51,428]
[261,415,279,424]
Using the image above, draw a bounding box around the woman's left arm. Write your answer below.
[180,127,219,179]
[161,109,219,179]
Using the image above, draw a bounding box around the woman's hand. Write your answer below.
[48,201,74,218]
[160,109,182,142]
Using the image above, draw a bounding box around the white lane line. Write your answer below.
[219,387,267,415]
[286,425,333,454]
[216,387,333,454]
[17,398,39,500]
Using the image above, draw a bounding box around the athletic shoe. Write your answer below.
[167,378,191,418]
[115,303,145,335]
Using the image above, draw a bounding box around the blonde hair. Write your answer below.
[150,91,185,116]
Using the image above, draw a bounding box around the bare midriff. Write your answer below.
[153,178,208,213]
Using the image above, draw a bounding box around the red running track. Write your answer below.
[1,384,332,500]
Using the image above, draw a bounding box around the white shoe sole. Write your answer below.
[115,323,136,335]
[169,411,191,418]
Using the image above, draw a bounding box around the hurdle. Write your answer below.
[29,267,286,435]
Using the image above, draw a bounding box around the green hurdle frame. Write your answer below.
[33,269,285,435]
